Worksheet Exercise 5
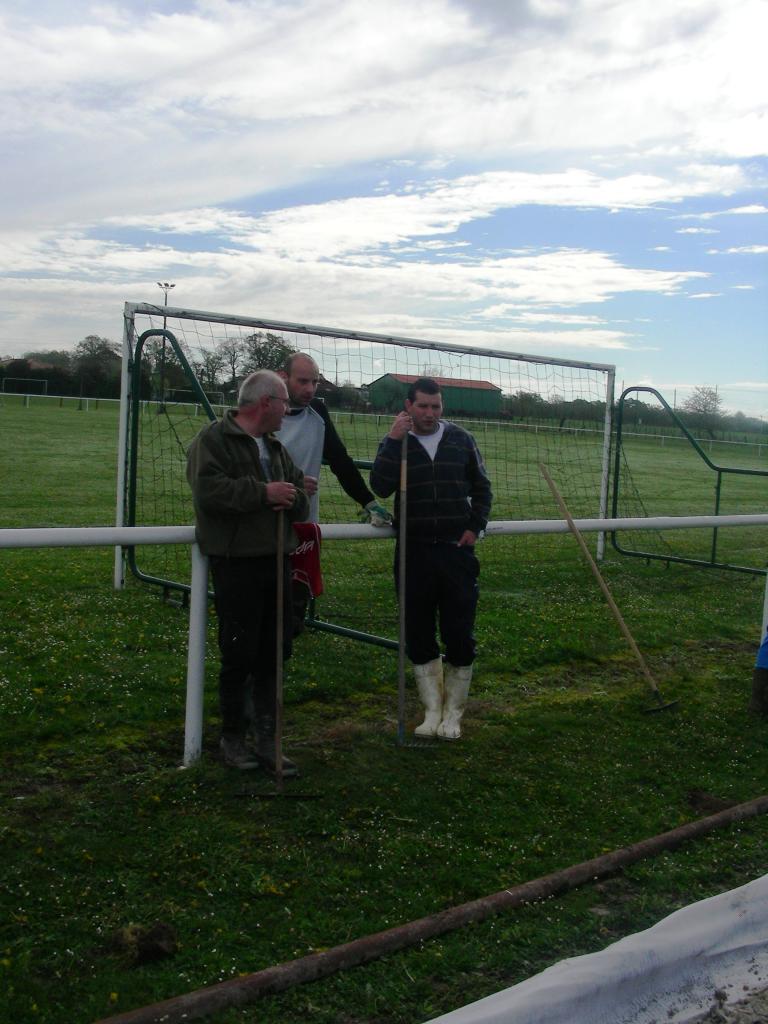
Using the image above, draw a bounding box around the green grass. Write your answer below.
[1,399,768,1024]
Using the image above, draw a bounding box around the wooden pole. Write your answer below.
[274,510,285,792]
[397,431,408,745]
[539,463,668,703]
[96,795,768,1024]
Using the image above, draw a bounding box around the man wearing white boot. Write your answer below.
[370,377,492,740]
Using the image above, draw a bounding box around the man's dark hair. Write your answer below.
[407,376,441,402]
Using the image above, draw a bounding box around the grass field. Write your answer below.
[1,397,767,1024]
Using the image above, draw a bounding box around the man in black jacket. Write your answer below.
[276,352,393,633]
[370,377,492,740]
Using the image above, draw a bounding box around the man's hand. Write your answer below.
[364,500,393,527]
[266,481,297,510]
[457,530,477,547]
[303,475,319,497]
[387,411,412,440]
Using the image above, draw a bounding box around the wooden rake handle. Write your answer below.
[538,463,662,696]
[274,509,285,791]
[397,432,408,744]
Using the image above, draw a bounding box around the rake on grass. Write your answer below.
[539,463,678,713]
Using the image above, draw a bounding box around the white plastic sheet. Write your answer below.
[427,873,768,1024]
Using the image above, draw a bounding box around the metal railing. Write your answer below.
[2,516,767,766]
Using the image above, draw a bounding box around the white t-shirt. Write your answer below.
[274,405,325,523]
[254,435,272,481]
[411,422,445,460]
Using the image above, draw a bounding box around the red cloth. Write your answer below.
[290,522,324,597]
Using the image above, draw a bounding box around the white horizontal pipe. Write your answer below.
[0,525,196,549]
[322,513,768,540]
[484,513,768,537]
[2,514,768,550]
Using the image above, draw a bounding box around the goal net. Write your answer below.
[119,303,615,635]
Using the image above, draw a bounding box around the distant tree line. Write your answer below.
[1,338,764,439]
[502,385,765,439]
[0,331,298,402]
[0,336,122,398]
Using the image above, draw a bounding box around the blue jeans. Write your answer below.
[757,631,768,670]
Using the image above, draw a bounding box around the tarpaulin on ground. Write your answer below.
[427,873,768,1024]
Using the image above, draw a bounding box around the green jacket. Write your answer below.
[186,409,310,557]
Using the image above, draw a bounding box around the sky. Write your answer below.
[0,0,766,416]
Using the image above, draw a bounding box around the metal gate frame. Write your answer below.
[611,386,767,576]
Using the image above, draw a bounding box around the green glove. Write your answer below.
[364,500,393,527]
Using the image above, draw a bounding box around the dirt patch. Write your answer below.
[688,984,768,1022]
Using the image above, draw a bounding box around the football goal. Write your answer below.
[116,302,615,637]
[1,377,48,395]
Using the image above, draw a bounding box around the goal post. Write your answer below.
[116,302,616,635]
[0,377,49,395]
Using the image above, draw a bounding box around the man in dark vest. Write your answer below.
[371,377,492,740]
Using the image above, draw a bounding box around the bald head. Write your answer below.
[281,353,320,408]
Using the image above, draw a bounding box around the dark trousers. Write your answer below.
[290,580,311,638]
[210,555,292,738]
[394,542,479,667]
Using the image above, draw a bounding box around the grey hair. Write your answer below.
[237,370,285,408]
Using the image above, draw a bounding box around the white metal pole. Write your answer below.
[596,368,615,561]
[113,316,133,589]
[183,544,209,766]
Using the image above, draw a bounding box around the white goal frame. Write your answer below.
[114,302,617,589]
[1,377,49,395]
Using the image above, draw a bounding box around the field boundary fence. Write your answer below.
[2,517,768,766]
[612,386,768,577]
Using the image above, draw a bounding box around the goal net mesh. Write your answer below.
[123,304,614,632]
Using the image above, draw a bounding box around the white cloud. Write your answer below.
[1,0,767,229]
[100,167,753,263]
[677,203,768,221]
[708,245,768,255]
[722,204,768,215]
[0,0,765,404]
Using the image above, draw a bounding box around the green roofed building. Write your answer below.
[366,373,502,417]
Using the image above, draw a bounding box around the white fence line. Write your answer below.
[2,516,767,766]
[3,389,766,453]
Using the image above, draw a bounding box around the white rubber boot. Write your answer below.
[437,663,472,740]
[413,658,444,737]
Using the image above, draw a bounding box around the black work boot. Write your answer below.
[219,734,260,770]
[252,716,299,778]
[749,667,768,715]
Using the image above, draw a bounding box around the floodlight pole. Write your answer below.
[156,282,175,410]
[156,281,175,325]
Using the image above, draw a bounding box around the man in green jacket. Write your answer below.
[186,370,310,772]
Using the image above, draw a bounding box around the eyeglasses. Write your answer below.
[268,395,290,407]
